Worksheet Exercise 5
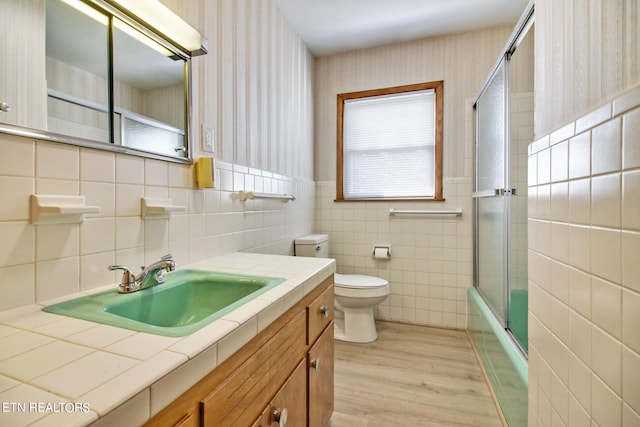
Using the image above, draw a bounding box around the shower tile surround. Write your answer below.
[528,85,640,426]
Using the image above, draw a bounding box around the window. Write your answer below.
[337,81,443,201]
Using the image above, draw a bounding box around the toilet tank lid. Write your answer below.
[295,234,328,245]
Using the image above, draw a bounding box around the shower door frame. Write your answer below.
[472,3,534,357]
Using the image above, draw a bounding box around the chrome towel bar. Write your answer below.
[238,191,296,202]
[389,208,462,216]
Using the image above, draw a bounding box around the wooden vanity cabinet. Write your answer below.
[145,276,334,427]
[200,310,307,425]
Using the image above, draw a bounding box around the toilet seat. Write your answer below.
[333,273,390,299]
[334,273,388,289]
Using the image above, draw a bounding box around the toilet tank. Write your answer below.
[294,234,329,258]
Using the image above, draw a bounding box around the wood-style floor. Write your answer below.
[330,321,503,427]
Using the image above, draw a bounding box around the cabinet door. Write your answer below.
[308,323,334,427]
[270,359,307,426]
[307,284,334,345]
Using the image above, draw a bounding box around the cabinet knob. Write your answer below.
[310,358,321,372]
[0,102,10,113]
[272,408,288,427]
[319,305,330,318]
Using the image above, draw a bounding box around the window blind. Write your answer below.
[342,89,436,199]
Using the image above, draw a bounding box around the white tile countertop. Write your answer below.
[0,253,335,427]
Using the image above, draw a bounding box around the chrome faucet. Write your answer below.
[109,254,176,293]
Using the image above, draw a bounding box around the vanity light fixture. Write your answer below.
[106,0,207,55]
[59,0,174,57]
[60,0,206,56]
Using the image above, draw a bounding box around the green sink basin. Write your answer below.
[43,270,285,337]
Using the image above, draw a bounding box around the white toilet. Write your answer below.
[294,234,390,343]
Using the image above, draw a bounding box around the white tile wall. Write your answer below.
[315,179,472,329]
[528,85,640,426]
[0,139,315,311]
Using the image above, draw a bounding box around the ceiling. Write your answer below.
[275,0,531,56]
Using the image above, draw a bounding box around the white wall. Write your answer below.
[314,27,512,329]
[0,0,315,311]
[163,0,314,178]
[534,0,640,137]
[0,0,46,129]
[528,0,640,425]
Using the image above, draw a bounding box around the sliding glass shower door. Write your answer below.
[474,60,509,325]
[473,17,533,353]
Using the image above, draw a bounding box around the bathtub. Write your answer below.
[467,287,528,426]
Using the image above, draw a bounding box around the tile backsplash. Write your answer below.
[0,135,315,311]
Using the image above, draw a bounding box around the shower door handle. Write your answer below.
[472,189,501,198]
[472,188,516,198]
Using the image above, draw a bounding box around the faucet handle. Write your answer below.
[159,254,176,272]
[109,265,138,292]
[109,265,131,273]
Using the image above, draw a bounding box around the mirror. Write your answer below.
[1,0,198,161]
[46,0,111,144]
[112,17,187,156]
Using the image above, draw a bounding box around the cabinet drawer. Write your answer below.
[307,283,334,345]
[201,311,307,426]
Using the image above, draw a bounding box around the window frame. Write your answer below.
[336,81,444,202]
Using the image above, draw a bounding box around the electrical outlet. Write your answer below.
[202,125,214,153]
